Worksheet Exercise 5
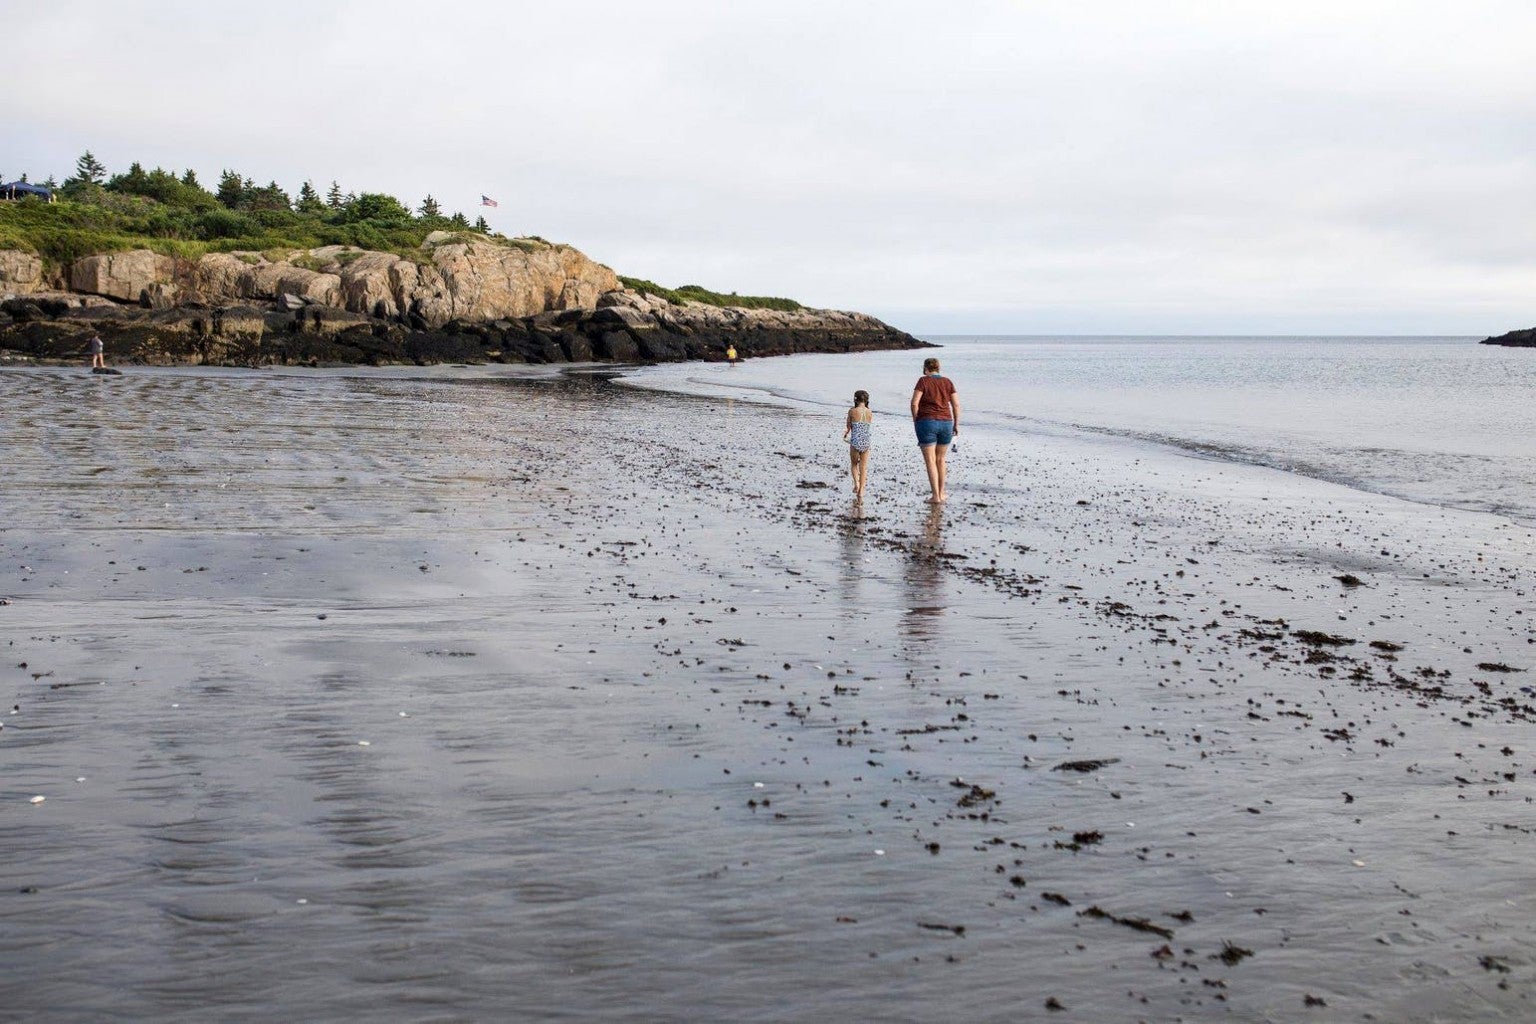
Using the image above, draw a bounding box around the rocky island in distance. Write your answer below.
[1480,326,1536,348]
[0,154,927,367]
[0,236,927,367]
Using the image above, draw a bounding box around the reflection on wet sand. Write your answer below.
[834,501,869,612]
[901,503,947,641]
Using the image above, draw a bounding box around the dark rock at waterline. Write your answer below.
[0,289,932,368]
[1481,327,1536,347]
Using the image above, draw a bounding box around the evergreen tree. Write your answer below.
[418,194,442,218]
[344,193,412,224]
[216,169,246,208]
[43,175,57,190]
[326,180,343,208]
[19,172,28,183]
[474,215,489,232]
[73,151,106,185]
[449,211,469,228]
[247,180,292,212]
[181,168,200,188]
[295,180,323,214]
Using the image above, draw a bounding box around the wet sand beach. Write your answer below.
[2,365,1534,1022]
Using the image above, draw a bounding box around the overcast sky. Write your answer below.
[7,0,1533,334]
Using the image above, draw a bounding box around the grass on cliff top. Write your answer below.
[0,195,550,272]
[618,276,803,312]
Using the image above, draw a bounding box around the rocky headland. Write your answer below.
[1480,327,1536,348]
[0,234,927,366]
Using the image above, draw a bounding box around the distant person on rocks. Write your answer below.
[843,389,873,502]
[911,356,959,503]
[88,335,105,369]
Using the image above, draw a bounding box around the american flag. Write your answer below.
[480,195,499,208]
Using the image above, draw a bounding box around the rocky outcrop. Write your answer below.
[0,287,928,368]
[1481,327,1536,348]
[0,250,44,296]
[194,253,342,308]
[181,234,620,328]
[420,232,619,323]
[69,250,175,303]
[3,232,923,367]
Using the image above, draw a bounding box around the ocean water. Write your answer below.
[628,335,1536,522]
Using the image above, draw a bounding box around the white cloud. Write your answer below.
[6,0,1534,332]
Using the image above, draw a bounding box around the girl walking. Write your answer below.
[843,390,873,501]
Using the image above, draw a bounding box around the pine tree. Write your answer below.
[181,168,200,188]
[474,215,489,232]
[326,181,343,208]
[449,211,469,228]
[247,180,291,212]
[216,169,246,208]
[296,180,324,214]
[19,172,28,183]
[418,195,442,218]
[73,151,106,185]
[43,175,57,190]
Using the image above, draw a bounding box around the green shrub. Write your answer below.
[618,276,803,311]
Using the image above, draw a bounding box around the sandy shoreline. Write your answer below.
[2,364,1534,1021]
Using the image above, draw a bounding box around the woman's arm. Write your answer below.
[910,388,922,419]
[950,393,961,434]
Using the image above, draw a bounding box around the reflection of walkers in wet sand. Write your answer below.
[88,335,105,369]
[910,357,959,503]
[901,503,948,642]
[842,389,872,502]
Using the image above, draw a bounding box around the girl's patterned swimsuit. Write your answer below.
[848,419,872,452]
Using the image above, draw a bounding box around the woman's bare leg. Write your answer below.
[934,444,949,502]
[921,444,941,502]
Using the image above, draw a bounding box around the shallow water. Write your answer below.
[629,336,1536,522]
[2,365,1534,1021]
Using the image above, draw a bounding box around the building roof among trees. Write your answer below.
[2,181,55,200]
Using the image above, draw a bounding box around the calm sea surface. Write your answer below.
[630,336,1536,522]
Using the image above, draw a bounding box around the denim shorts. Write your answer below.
[913,418,954,447]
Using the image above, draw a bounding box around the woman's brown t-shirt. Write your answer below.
[913,375,956,420]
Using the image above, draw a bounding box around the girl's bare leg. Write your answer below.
[849,448,860,494]
[854,451,869,500]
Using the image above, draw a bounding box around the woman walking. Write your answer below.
[910,357,959,503]
[843,389,873,502]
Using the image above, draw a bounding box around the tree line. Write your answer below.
[0,151,508,264]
